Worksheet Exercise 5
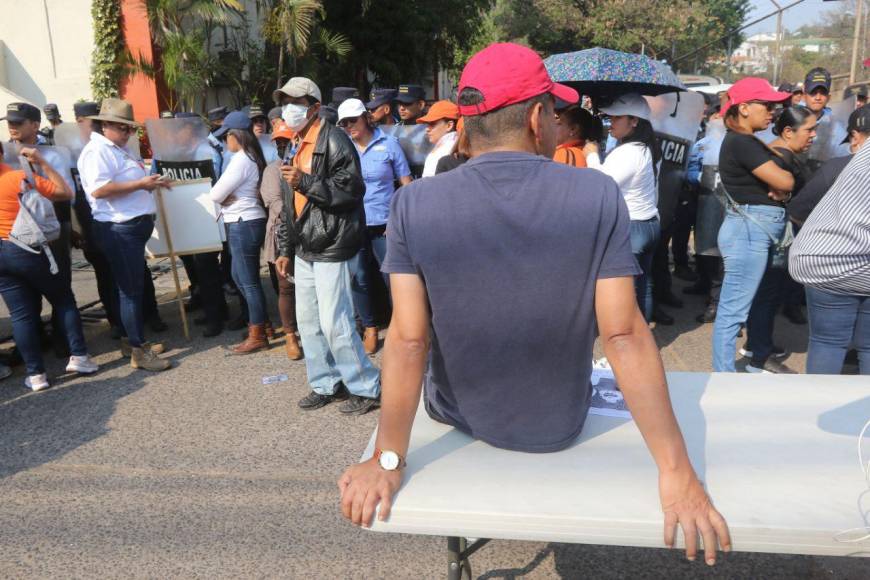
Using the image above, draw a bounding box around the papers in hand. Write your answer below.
[590,365,632,420]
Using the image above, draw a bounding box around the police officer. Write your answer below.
[40,103,62,144]
[249,105,269,137]
[845,85,868,109]
[395,84,426,125]
[366,88,398,126]
[320,86,359,125]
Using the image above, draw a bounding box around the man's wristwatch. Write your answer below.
[374,449,405,471]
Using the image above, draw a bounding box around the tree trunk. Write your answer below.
[277,43,285,89]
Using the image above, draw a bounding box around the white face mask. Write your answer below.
[282,103,310,132]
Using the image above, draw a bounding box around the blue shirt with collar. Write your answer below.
[357,127,411,226]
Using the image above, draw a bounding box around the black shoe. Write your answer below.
[148,318,168,332]
[657,292,684,309]
[202,324,223,338]
[696,302,717,324]
[673,264,698,282]
[184,295,202,312]
[652,306,674,326]
[338,394,381,415]
[682,283,711,296]
[746,358,796,374]
[782,305,807,325]
[298,384,349,410]
[226,316,247,331]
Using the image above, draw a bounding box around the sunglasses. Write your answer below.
[746,101,777,112]
[338,116,362,128]
[107,122,134,133]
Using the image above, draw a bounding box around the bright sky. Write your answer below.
[745,0,839,34]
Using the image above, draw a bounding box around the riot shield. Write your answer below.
[52,122,87,163]
[381,124,433,178]
[808,96,855,169]
[694,118,727,257]
[145,117,216,183]
[259,135,279,165]
[645,91,705,227]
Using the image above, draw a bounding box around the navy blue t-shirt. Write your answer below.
[382,151,640,453]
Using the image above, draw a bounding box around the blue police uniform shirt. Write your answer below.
[357,127,411,226]
[382,151,641,453]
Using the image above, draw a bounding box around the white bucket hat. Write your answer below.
[599,93,651,121]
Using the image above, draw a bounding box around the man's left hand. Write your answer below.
[660,468,731,565]
[338,458,403,528]
[280,165,302,188]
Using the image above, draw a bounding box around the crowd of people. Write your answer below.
[0,52,867,401]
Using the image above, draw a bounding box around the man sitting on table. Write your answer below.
[338,43,731,566]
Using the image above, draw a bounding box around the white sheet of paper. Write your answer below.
[147,178,223,257]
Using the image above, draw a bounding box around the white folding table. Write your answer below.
[361,372,870,579]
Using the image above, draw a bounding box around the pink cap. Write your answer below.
[723,77,792,112]
[458,43,579,117]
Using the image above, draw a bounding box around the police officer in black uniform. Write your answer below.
[395,84,426,125]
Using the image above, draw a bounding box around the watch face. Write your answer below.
[379,451,400,470]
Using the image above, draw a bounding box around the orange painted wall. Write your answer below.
[119,0,165,122]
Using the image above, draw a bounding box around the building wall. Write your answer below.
[0,0,94,138]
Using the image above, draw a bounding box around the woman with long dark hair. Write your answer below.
[210,111,270,354]
[583,93,661,321]
[711,78,795,373]
[737,105,817,373]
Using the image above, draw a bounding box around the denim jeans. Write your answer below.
[296,254,381,398]
[93,215,154,347]
[712,205,786,372]
[806,287,870,375]
[227,218,267,325]
[744,265,786,365]
[0,240,88,374]
[351,227,389,328]
[629,218,660,321]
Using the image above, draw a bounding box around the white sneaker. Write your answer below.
[25,373,50,392]
[66,355,99,374]
[739,346,788,359]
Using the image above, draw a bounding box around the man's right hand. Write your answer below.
[138,174,166,192]
[659,468,731,565]
[338,458,404,528]
[275,256,291,279]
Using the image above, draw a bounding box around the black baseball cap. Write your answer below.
[207,106,229,122]
[331,87,360,106]
[174,111,199,119]
[844,85,869,100]
[366,88,398,110]
[43,103,61,120]
[248,105,267,120]
[395,84,425,104]
[1,102,41,123]
[74,101,100,118]
[777,82,801,94]
[805,67,832,94]
[841,104,870,144]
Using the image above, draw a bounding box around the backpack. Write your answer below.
[8,156,61,274]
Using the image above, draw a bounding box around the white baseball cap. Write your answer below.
[337,98,367,123]
[273,77,322,105]
[599,93,651,121]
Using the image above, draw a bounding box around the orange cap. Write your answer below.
[271,121,295,141]
[416,100,460,124]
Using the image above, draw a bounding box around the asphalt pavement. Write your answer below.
[1,254,866,579]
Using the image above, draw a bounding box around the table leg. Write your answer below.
[448,536,491,580]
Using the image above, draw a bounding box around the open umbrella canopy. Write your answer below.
[544,48,685,99]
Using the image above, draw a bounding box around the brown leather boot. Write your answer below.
[232,323,268,355]
[363,327,379,355]
[240,321,275,341]
[285,332,303,360]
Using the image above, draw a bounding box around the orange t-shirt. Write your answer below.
[293,118,322,219]
[553,140,587,168]
[0,165,58,239]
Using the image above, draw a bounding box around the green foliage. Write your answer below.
[90,0,125,100]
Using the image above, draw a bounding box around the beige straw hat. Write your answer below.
[87,98,141,127]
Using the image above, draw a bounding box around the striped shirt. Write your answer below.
[789,142,870,296]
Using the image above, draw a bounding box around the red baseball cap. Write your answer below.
[458,43,578,116]
[723,77,792,112]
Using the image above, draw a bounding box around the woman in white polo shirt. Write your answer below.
[584,93,661,322]
[209,111,269,354]
[78,98,171,372]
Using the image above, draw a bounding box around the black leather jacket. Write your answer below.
[276,121,366,262]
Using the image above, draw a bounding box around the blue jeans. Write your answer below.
[295,255,381,398]
[0,240,88,374]
[94,215,154,347]
[712,205,786,372]
[351,228,389,328]
[806,287,870,374]
[629,218,660,321]
[744,265,786,365]
[227,218,267,325]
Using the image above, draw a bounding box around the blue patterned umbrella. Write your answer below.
[544,48,685,98]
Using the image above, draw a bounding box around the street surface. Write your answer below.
[1,253,866,578]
